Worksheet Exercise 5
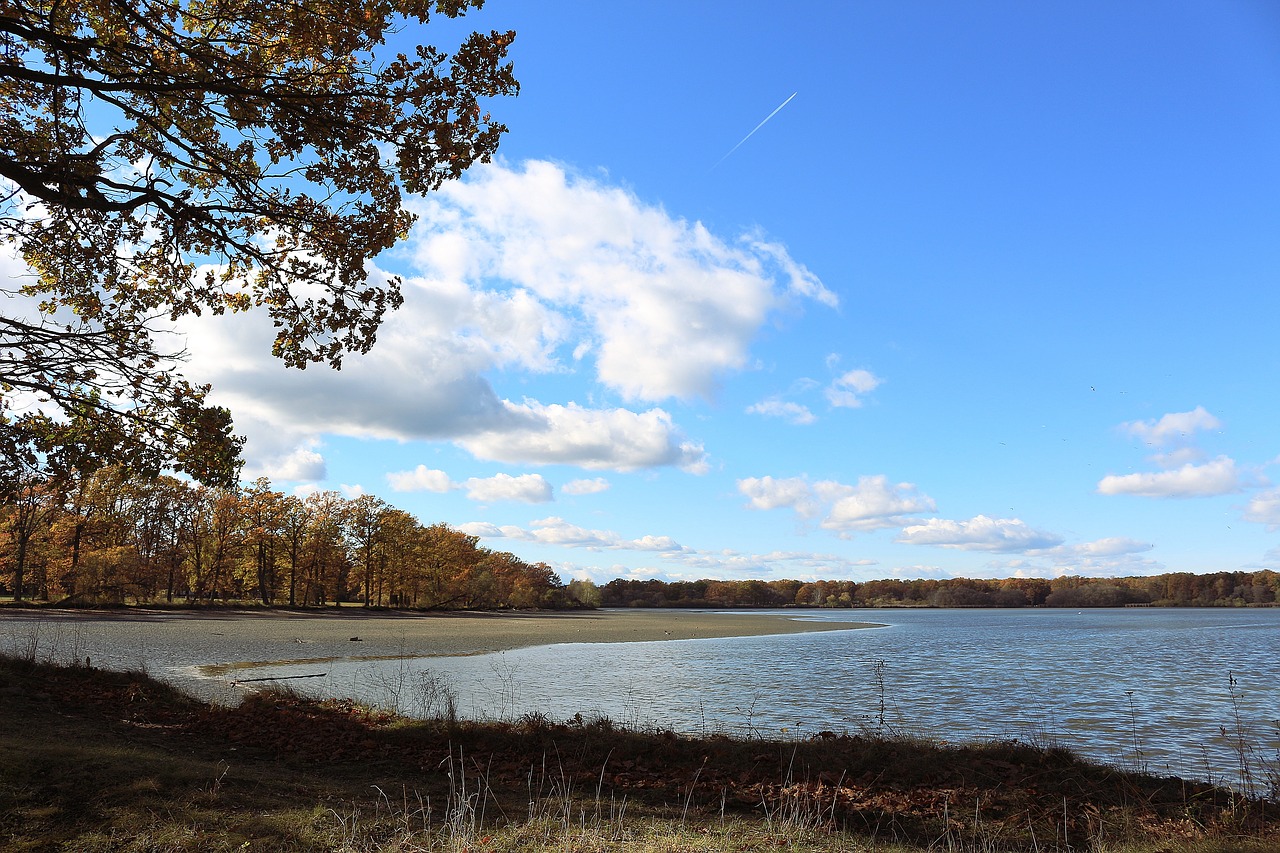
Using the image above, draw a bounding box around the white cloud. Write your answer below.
[458,401,708,473]
[410,160,838,403]
[745,398,816,425]
[463,473,554,504]
[1243,489,1280,530]
[737,476,819,515]
[292,483,321,499]
[386,467,555,503]
[467,516,685,552]
[1149,448,1206,468]
[386,466,455,493]
[817,476,936,532]
[745,236,838,309]
[465,521,881,580]
[0,240,32,284]
[1074,537,1154,557]
[1122,406,1220,447]
[456,521,527,539]
[1097,456,1258,498]
[888,565,950,580]
[249,446,326,482]
[177,159,828,475]
[896,515,1063,552]
[825,369,881,409]
[984,538,1163,579]
[562,477,610,496]
[737,474,935,532]
[340,484,366,499]
[665,548,879,579]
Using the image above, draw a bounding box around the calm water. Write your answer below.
[236,607,1280,787]
[4,607,1277,787]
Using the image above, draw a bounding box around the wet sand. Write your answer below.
[230,608,877,660]
[0,607,878,676]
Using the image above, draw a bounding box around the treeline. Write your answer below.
[6,467,1278,612]
[602,571,1280,609]
[0,467,595,609]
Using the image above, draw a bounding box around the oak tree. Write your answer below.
[0,0,517,486]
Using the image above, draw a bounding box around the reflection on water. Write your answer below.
[235,608,1280,788]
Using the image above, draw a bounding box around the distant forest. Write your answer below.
[2,466,1277,610]
[601,573,1280,609]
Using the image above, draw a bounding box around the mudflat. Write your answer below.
[0,607,877,678]
[226,608,877,657]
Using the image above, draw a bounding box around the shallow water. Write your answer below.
[233,608,1280,787]
[3,607,1277,787]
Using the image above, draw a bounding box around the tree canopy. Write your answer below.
[0,0,517,486]
[0,466,572,607]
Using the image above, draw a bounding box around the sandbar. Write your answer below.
[222,608,878,662]
[0,607,879,676]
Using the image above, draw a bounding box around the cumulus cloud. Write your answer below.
[1097,456,1259,498]
[249,446,327,482]
[562,477,610,496]
[177,159,828,474]
[463,473,553,504]
[1149,447,1207,468]
[455,521,509,537]
[385,467,553,503]
[825,369,881,409]
[386,465,455,493]
[888,565,951,580]
[896,515,1063,552]
[409,160,837,403]
[1243,489,1280,530]
[457,401,708,473]
[462,517,880,580]
[745,398,816,425]
[737,474,935,533]
[465,516,685,552]
[1073,537,1155,557]
[984,538,1162,578]
[817,476,936,532]
[664,549,879,579]
[1122,406,1220,447]
[737,475,819,515]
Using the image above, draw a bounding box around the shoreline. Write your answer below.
[0,607,881,673]
[4,656,1273,852]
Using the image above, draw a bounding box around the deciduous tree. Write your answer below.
[344,493,388,607]
[0,0,517,484]
[0,473,56,599]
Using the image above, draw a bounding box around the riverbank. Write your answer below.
[1,655,1275,852]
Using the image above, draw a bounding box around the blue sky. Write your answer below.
[183,0,1280,583]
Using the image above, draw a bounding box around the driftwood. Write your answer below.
[232,673,326,684]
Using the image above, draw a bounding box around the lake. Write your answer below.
[251,608,1280,788]
[3,607,1277,790]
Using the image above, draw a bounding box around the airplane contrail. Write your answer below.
[713,92,798,169]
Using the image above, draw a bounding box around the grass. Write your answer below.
[0,655,1276,852]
